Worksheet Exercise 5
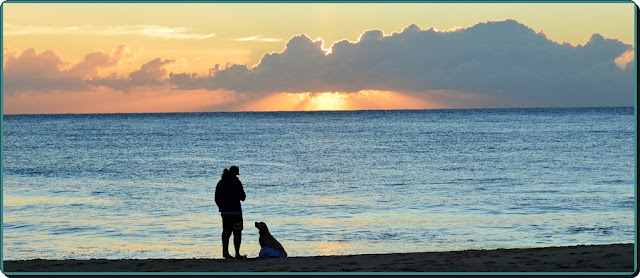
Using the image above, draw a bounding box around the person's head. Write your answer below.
[229,166,239,176]
[222,168,229,178]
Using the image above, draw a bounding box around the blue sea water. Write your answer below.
[1,107,635,260]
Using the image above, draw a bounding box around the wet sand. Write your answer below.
[2,243,634,273]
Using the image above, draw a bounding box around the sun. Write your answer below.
[308,92,348,111]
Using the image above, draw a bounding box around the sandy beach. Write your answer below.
[2,243,634,273]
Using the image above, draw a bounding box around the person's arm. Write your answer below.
[238,179,246,201]
[215,181,221,207]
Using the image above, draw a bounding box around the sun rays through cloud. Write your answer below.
[234,91,441,112]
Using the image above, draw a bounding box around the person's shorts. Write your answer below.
[221,213,243,231]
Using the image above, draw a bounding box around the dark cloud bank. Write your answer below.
[169,20,634,107]
[5,20,635,108]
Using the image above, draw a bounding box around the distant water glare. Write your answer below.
[2,107,635,260]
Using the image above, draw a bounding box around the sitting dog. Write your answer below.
[254,222,287,258]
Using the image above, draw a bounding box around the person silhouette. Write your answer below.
[215,166,247,259]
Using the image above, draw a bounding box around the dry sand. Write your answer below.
[2,243,634,273]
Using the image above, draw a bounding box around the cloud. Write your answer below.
[615,49,635,70]
[4,24,216,40]
[102,25,215,40]
[87,58,176,92]
[170,19,635,107]
[230,35,283,42]
[3,44,132,95]
[69,44,132,77]
[3,24,95,36]
[3,44,173,94]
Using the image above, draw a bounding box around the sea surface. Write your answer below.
[2,107,635,260]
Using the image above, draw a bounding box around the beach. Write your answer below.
[2,243,634,273]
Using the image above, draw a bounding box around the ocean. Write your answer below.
[1,107,635,260]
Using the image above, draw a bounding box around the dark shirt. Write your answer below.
[215,175,246,213]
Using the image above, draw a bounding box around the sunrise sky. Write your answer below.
[1,2,636,114]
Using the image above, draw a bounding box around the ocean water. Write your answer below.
[1,107,635,260]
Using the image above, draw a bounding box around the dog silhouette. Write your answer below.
[254,222,287,258]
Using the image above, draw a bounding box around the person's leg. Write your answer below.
[222,229,233,258]
[232,230,242,257]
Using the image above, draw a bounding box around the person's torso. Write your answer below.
[217,177,243,212]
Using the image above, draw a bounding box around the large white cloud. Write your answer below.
[170,19,635,107]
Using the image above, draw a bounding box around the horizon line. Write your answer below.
[1,105,634,116]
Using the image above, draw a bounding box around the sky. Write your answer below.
[1,2,636,114]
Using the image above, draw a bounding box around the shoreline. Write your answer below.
[2,243,635,273]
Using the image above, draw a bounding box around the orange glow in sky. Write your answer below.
[2,3,635,114]
[2,88,237,115]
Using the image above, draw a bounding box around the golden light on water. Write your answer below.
[2,195,113,207]
[313,242,355,255]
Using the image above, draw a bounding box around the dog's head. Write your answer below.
[254,222,270,234]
